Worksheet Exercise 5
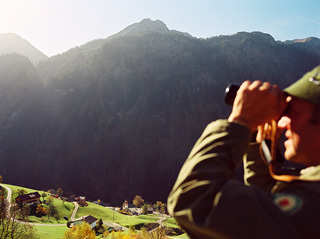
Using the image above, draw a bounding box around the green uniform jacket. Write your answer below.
[167,120,320,239]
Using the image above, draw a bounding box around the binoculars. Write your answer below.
[224,83,307,174]
[224,83,240,105]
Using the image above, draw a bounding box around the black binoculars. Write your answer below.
[224,83,240,105]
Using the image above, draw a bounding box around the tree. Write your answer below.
[20,204,31,220]
[142,203,148,215]
[149,227,168,239]
[62,198,67,207]
[98,218,103,228]
[41,192,47,203]
[45,196,54,206]
[17,188,27,196]
[114,227,169,239]
[94,218,105,235]
[133,195,144,208]
[64,222,96,239]
[0,190,38,238]
[35,204,48,217]
[46,196,57,222]
[129,225,135,233]
[153,203,159,212]
[53,213,60,222]
[57,188,63,197]
[156,201,166,214]
[47,189,56,195]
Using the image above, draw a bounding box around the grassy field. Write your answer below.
[2,183,187,238]
[34,225,68,239]
[76,202,159,228]
[5,183,75,224]
[163,217,179,228]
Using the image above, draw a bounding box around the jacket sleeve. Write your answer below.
[243,142,276,192]
[167,120,300,239]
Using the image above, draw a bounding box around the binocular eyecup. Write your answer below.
[224,84,240,106]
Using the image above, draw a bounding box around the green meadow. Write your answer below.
[2,184,185,239]
[34,225,68,239]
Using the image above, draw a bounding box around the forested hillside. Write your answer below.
[1,19,320,205]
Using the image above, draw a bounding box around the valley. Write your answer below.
[0,183,185,238]
[0,18,320,208]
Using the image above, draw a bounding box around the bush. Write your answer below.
[64,222,96,239]
[119,209,132,215]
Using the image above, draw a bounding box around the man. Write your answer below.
[167,65,320,239]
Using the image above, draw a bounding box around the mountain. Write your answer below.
[1,20,320,205]
[285,37,320,55]
[115,18,170,36]
[0,33,48,63]
[37,18,192,84]
[0,54,48,182]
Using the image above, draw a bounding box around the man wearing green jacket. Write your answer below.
[167,65,320,239]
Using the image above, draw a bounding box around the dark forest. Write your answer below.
[1,19,320,205]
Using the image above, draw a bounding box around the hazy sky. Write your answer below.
[1,0,319,56]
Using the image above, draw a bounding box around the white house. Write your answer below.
[70,215,98,229]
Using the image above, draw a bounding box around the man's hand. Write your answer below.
[228,80,287,133]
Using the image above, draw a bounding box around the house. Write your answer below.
[75,196,88,207]
[108,226,123,232]
[147,206,154,214]
[15,192,41,207]
[128,204,142,215]
[69,215,98,229]
[75,196,86,201]
[62,192,76,202]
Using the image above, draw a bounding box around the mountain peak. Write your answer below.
[0,33,48,63]
[114,18,170,37]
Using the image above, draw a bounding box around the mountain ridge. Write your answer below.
[1,20,320,205]
[36,18,320,87]
[0,33,48,63]
[2,19,319,64]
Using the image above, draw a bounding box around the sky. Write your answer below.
[1,0,319,57]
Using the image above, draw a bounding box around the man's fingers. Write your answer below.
[259,82,272,90]
[239,80,251,91]
[256,125,264,143]
[248,80,262,90]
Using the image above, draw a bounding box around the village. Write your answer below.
[5,184,170,235]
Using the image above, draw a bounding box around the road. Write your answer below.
[71,202,79,221]
[1,184,12,218]
[0,184,127,231]
[103,220,127,230]
[0,184,177,236]
[0,184,67,227]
